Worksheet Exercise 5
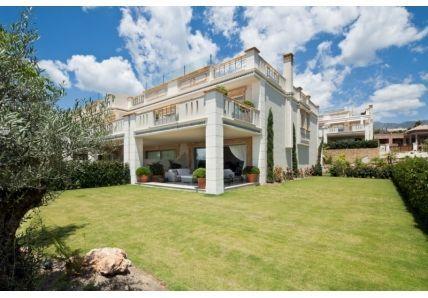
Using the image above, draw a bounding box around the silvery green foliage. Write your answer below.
[0,9,109,199]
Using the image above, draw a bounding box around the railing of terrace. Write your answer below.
[257,57,286,87]
[109,119,124,134]
[300,127,310,142]
[223,96,259,126]
[213,55,247,78]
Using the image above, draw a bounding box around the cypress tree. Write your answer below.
[292,124,298,176]
[267,109,274,183]
[314,139,323,176]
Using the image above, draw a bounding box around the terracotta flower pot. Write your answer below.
[138,175,150,183]
[197,178,206,189]
[246,173,259,183]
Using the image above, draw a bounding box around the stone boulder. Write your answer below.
[84,247,132,276]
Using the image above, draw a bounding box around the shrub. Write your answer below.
[136,166,151,176]
[313,164,322,176]
[273,166,284,183]
[391,157,428,225]
[292,124,298,176]
[243,100,254,108]
[243,166,260,175]
[267,109,274,183]
[149,162,164,176]
[326,139,378,149]
[216,85,228,95]
[329,154,350,177]
[53,160,130,190]
[192,168,206,179]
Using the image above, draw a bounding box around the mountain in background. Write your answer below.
[374,120,428,130]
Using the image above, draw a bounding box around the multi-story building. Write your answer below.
[105,47,319,194]
[319,106,374,143]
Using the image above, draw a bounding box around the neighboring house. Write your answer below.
[375,124,428,153]
[319,106,374,143]
[105,47,319,194]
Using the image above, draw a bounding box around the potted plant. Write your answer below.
[193,168,206,189]
[243,100,254,108]
[149,162,165,182]
[243,166,260,183]
[136,166,151,183]
[216,85,228,96]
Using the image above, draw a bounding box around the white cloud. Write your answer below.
[295,66,351,108]
[362,83,426,119]
[118,7,218,86]
[204,7,238,39]
[240,7,359,67]
[67,55,144,95]
[38,60,71,88]
[82,6,96,12]
[421,72,428,81]
[336,7,428,67]
[411,45,428,53]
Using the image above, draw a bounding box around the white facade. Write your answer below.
[106,47,319,195]
[319,106,374,143]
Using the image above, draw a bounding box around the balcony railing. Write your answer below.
[352,124,365,131]
[132,96,260,132]
[223,97,259,126]
[300,127,310,142]
[213,55,246,78]
[327,125,366,134]
[108,119,124,135]
[257,57,286,87]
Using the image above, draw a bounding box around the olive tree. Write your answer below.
[0,10,110,288]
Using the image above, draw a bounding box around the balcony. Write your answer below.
[223,97,259,126]
[352,124,365,132]
[300,127,310,143]
[108,119,125,135]
[128,50,289,109]
[134,96,259,132]
[327,125,366,134]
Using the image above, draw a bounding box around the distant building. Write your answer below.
[319,105,374,143]
[375,124,428,153]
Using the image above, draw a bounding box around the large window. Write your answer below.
[146,149,176,161]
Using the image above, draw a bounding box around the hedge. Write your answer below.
[53,160,130,190]
[326,139,378,149]
[391,158,428,225]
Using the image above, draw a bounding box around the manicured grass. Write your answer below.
[36,177,427,290]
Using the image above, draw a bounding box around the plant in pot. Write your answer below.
[136,166,151,183]
[149,162,165,182]
[193,168,206,189]
[216,85,228,96]
[243,100,254,108]
[243,166,260,183]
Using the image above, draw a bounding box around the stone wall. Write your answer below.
[324,148,379,163]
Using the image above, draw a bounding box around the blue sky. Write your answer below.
[1,6,427,122]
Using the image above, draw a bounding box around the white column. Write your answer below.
[123,115,130,165]
[244,47,260,69]
[205,90,224,195]
[256,81,267,185]
[129,114,144,184]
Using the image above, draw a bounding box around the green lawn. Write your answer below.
[35,177,428,290]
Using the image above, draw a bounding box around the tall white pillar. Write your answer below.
[205,89,224,195]
[256,81,267,185]
[129,114,144,184]
[123,115,130,165]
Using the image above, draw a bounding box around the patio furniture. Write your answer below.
[165,168,192,182]
[180,175,194,184]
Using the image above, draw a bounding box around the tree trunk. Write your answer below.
[0,188,46,289]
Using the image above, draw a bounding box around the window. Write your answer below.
[146,149,176,161]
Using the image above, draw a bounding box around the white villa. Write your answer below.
[319,105,374,143]
[104,47,319,195]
